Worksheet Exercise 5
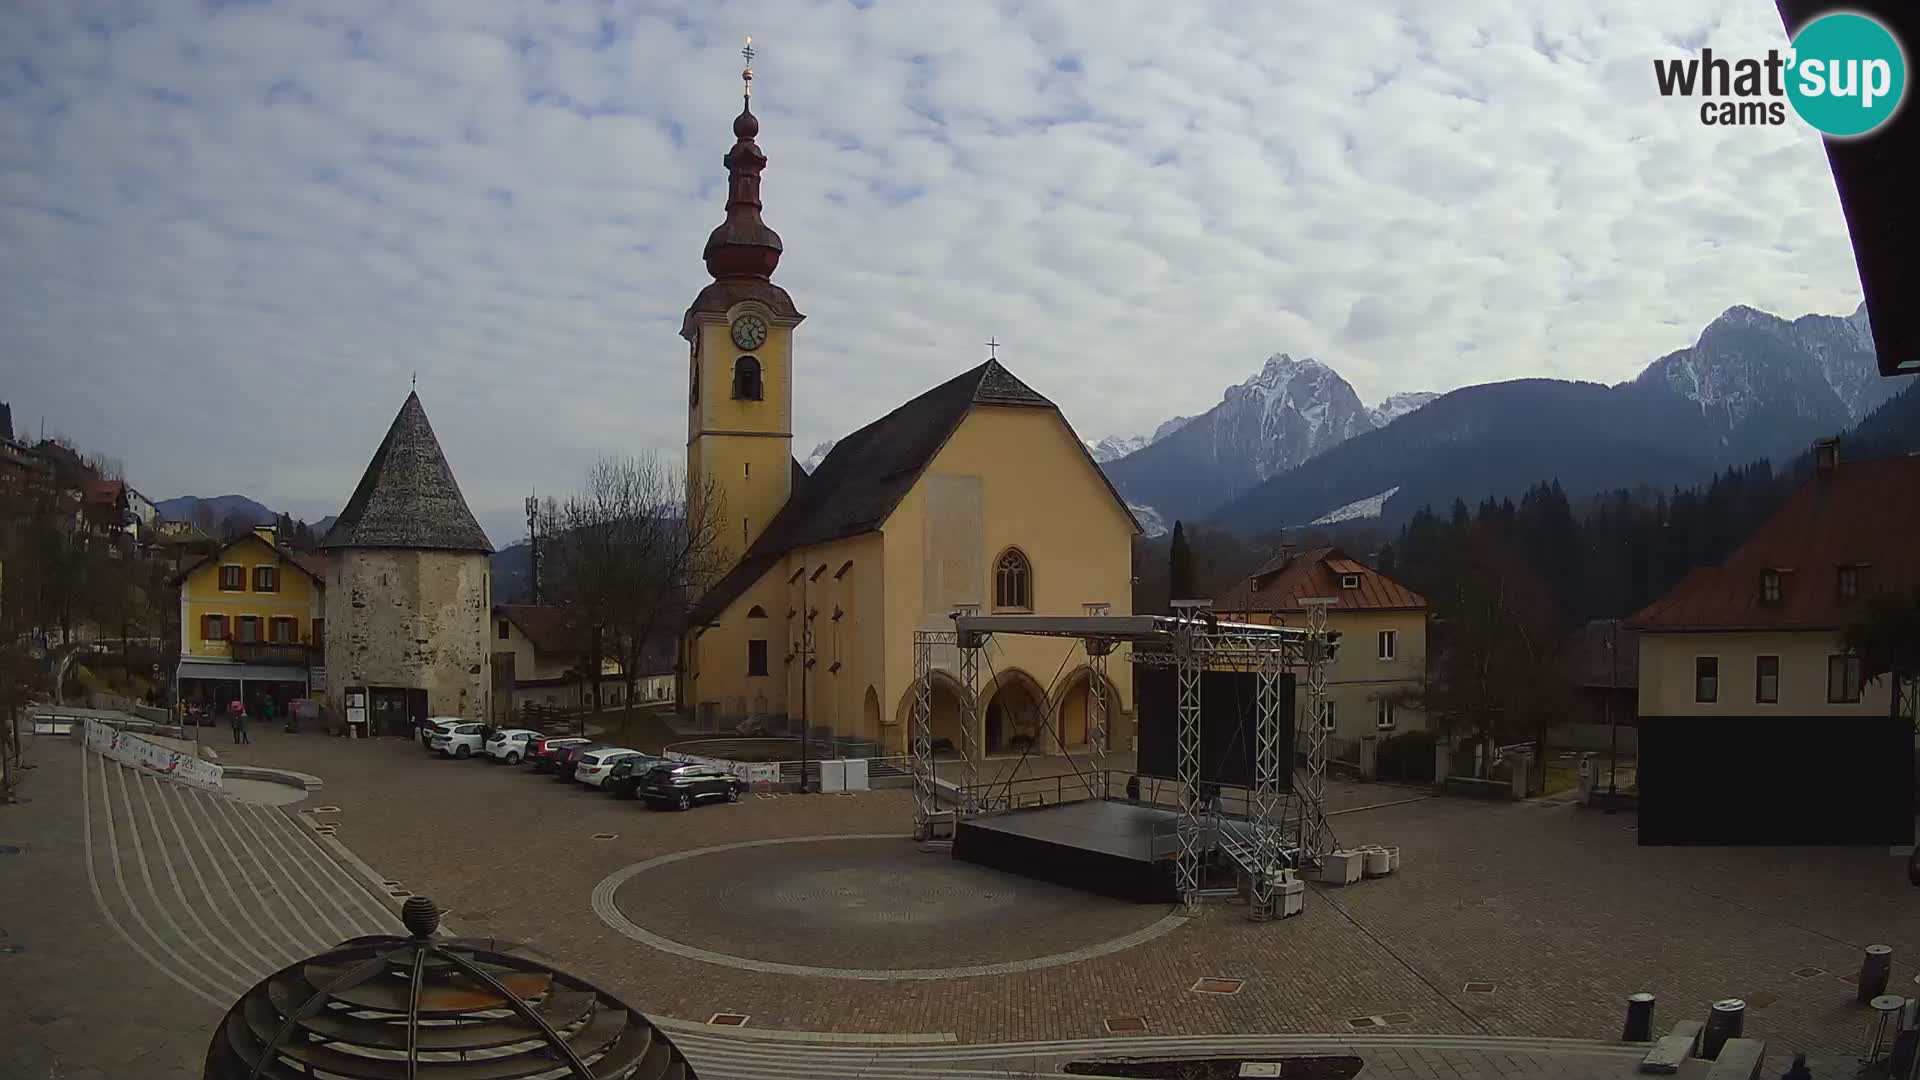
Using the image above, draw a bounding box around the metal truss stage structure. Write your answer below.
[910,603,1344,918]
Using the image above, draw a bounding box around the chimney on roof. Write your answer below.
[253,524,276,547]
[1813,437,1840,477]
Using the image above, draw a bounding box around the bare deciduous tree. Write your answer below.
[544,455,727,723]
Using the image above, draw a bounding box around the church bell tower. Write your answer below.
[684,37,805,560]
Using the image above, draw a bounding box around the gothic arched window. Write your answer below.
[732,356,763,401]
[994,548,1032,611]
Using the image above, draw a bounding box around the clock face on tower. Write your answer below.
[730,314,769,351]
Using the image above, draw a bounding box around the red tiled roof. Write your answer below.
[1213,546,1428,614]
[1629,455,1920,632]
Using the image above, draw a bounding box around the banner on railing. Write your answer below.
[663,750,783,786]
[84,719,224,791]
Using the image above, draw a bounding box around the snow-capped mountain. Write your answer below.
[1368,392,1440,428]
[1100,353,1437,527]
[1088,435,1147,463]
[1087,415,1193,463]
[1625,301,1900,464]
[1216,301,1911,535]
[799,440,837,474]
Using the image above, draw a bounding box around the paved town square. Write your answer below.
[3,723,1905,1078]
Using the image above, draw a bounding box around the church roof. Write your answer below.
[690,359,1136,626]
[320,392,493,553]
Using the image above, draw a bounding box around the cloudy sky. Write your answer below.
[0,0,1871,545]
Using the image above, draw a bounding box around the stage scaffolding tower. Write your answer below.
[907,606,1341,918]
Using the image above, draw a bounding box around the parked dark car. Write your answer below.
[636,762,746,810]
[526,736,590,773]
[603,754,669,799]
[548,742,606,782]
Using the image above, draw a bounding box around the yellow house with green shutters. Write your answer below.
[174,525,329,716]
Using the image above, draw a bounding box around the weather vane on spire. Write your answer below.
[741,35,755,99]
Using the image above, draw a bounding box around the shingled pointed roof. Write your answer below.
[691,359,1136,625]
[320,392,493,553]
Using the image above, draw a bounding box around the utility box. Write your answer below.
[1317,850,1363,885]
[842,757,870,792]
[818,759,846,793]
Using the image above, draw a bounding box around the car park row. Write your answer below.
[414,718,746,811]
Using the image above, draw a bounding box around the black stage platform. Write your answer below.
[952,799,1182,903]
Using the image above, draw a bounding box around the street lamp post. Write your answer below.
[1606,620,1619,797]
[789,566,814,794]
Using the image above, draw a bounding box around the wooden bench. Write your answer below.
[1702,1037,1765,1080]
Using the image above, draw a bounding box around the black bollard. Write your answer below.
[1702,998,1746,1060]
[1860,945,1895,1004]
[1621,992,1656,1042]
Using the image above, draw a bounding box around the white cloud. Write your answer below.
[0,0,1872,536]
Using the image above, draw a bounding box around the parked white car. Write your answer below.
[429,722,487,759]
[419,717,465,751]
[484,728,542,765]
[573,747,642,787]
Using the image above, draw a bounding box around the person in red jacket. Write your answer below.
[228,697,249,744]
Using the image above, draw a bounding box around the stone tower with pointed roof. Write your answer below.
[679,58,1141,753]
[320,392,495,732]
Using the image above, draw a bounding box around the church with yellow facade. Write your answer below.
[681,70,1138,756]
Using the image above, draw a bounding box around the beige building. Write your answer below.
[682,84,1137,755]
[1212,547,1431,748]
[491,604,674,719]
[321,392,494,734]
[1630,444,1918,723]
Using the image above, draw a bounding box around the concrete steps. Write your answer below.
[78,747,400,1009]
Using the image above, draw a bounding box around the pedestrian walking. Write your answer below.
[229,698,250,744]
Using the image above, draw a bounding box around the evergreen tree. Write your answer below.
[1168,520,1196,603]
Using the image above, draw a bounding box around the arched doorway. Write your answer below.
[984,670,1048,754]
[862,685,882,743]
[1057,673,1090,749]
[1052,667,1124,751]
[892,672,967,756]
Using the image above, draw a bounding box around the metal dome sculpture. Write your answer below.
[203,896,698,1079]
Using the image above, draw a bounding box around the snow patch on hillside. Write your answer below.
[1309,486,1401,525]
[1129,503,1169,538]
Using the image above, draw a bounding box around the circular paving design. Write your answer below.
[593,834,1185,979]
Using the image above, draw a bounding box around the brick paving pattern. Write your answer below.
[110,726,1920,1071]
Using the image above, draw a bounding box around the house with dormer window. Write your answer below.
[1213,546,1431,746]
[1629,439,1918,723]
